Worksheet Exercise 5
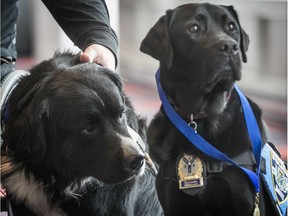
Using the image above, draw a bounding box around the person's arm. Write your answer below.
[42,0,118,69]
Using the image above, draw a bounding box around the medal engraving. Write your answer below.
[177,153,204,189]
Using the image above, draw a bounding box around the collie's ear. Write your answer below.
[3,63,54,164]
[224,6,250,63]
[7,98,49,164]
[140,10,174,68]
[104,70,123,91]
[102,69,126,102]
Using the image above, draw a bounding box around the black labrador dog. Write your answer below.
[1,52,163,216]
[140,3,276,216]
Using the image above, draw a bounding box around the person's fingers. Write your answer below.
[79,52,92,63]
[79,44,116,70]
[79,47,97,63]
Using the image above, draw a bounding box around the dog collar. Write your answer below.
[155,68,263,213]
[167,95,207,122]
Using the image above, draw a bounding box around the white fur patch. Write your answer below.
[4,163,67,216]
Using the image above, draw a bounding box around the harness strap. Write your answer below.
[1,70,30,145]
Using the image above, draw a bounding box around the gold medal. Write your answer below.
[177,153,205,193]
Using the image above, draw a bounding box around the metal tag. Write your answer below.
[177,153,205,192]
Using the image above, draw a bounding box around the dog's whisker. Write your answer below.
[64,187,82,199]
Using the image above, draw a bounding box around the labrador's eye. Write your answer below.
[189,24,201,33]
[227,22,236,32]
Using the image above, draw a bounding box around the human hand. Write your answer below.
[79,44,116,70]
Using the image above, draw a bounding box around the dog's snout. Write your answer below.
[120,134,146,171]
[217,40,239,56]
[127,154,145,171]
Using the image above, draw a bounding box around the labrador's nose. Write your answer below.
[217,40,239,56]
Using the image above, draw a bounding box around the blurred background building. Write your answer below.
[14,0,287,160]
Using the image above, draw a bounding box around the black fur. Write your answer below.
[1,52,163,216]
[140,3,273,216]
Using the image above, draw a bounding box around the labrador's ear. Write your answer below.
[224,6,250,63]
[140,10,174,68]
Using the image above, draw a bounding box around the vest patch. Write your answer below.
[261,143,287,216]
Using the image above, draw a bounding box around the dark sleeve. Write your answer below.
[41,0,118,65]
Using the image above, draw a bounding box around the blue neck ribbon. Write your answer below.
[155,68,262,193]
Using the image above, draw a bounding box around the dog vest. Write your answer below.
[159,144,288,215]
[261,143,288,216]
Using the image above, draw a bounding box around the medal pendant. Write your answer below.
[253,193,261,216]
[253,206,260,216]
[177,153,205,192]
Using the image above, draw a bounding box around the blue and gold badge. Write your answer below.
[177,153,206,195]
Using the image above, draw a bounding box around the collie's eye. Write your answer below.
[189,24,201,33]
[227,22,236,32]
[83,124,96,134]
[82,119,98,134]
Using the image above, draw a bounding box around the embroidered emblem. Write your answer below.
[177,153,205,190]
[271,150,288,205]
[261,143,287,216]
